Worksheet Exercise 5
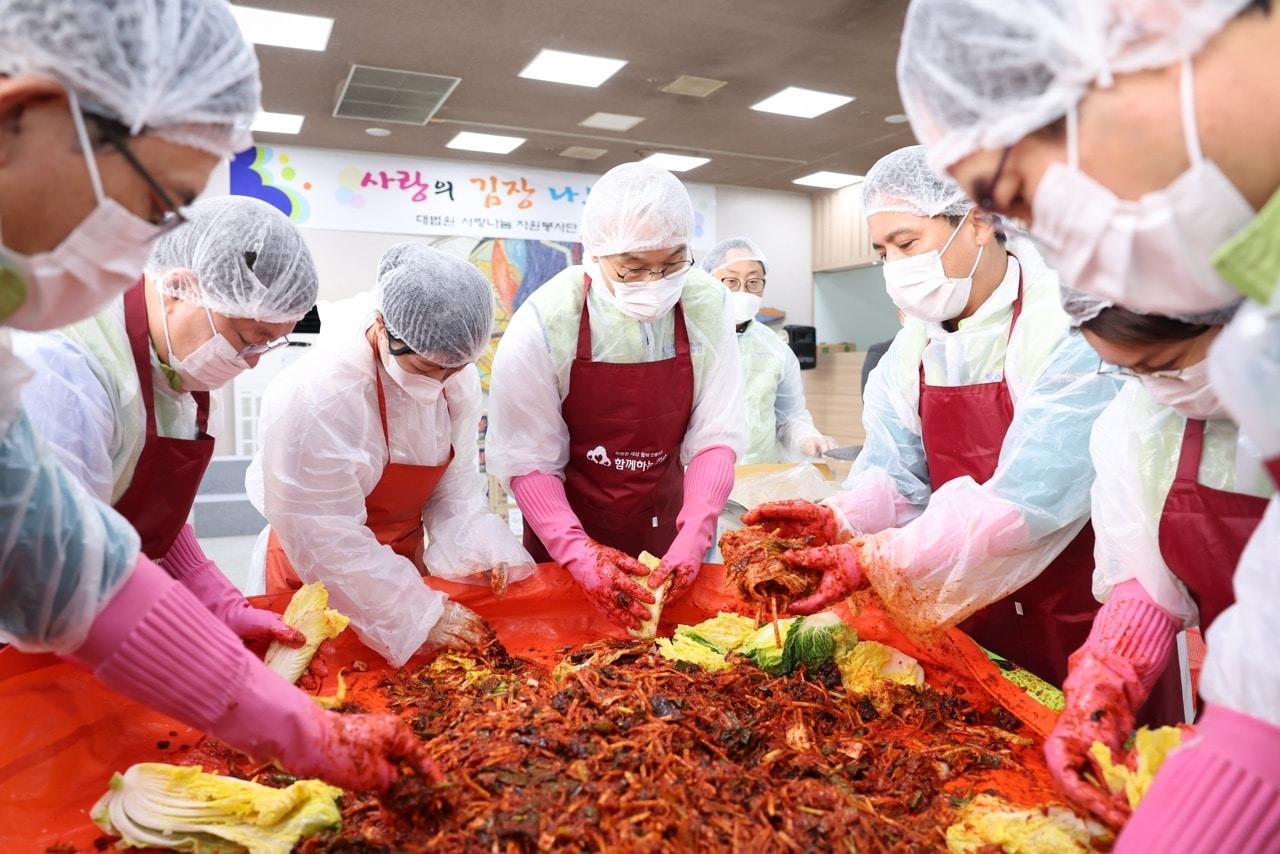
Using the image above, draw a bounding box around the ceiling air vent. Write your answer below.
[661,75,727,97]
[559,146,608,160]
[333,64,461,125]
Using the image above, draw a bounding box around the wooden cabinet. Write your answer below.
[811,183,880,272]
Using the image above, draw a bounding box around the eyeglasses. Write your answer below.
[236,336,291,358]
[976,146,1013,214]
[84,113,190,240]
[719,276,766,294]
[605,256,696,283]
[1097,361,1184,380]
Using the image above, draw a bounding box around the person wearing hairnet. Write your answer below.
[896,0,1279,846]
[487,162,745,632]
[744,145,1118,684]
[701,237,835,464]
[1044,290,1268,828]
[248,242,532,668]
[14,195,317,651]
[0,0,437,795]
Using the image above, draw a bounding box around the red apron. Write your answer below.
[111,280,214,559]
[523,275,695,561]
[917,268,1099,686]
[1142,417,1270,724]
[265,339,454,593]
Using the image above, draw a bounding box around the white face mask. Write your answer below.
[1031,59,1253,318]
[728,290,763,325]
[162,303,251,392]
[382,341,445,406]
[588,259,685,323]
[1139,358,1227,420]
[882,211,981,323]
[2,91,159,332]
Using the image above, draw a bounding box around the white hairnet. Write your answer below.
[863,145,973,218]
[0,0,261,158]
[580,162,694,258]
[150,197,318,324]
[897,0,1251,171]
[701,237,768,276]
[1061,285,1243,329]
[376,243,495,368]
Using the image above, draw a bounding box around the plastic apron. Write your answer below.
[1142,417,1270,724]
[265,339,453,593]
[917,268,1099,686]
[523,275,695,561]
[111,281,214,559]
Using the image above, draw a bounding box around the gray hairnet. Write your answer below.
[0,0,261,158]
[376,243,495,367]
[701,237,768,276]
[897,0,1250,172]
[580,162,694,258]
[150,197,318,324]
[1062,284,1242,329]
[863,145,973,218]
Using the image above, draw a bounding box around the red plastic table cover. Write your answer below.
[0,563,1056,851]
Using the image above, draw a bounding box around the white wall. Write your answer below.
[713,185,813,326]
[814,265,901,349]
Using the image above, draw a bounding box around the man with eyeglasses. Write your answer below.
[745,145,1118,686]
[488,162,744,633]
[701,237,834,464]
[14,195,316,649]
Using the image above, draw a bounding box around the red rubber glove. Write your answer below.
[783,543,868,613]
[742,499,844,546]
[649,446,736,602]
[161,524,303,647]
[1045,581,1179,829]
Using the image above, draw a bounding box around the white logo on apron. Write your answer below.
[586,445,611,466]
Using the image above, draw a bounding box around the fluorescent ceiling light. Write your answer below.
[251,111,305,135]
[446,131,526,154]
[640,152,710,173]
[752,86,854,118]
[230,5,333,51]
[519,48,627,88]
[793,171,862,189]
[579,112,644,132]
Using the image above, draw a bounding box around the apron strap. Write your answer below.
[123,280,209,436]
[578,273,691,361]
[1175,418,1207,483]
[1005,254,1025,344]
[369,336,393,451]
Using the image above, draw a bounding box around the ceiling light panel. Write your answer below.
[230,5,333,51]
[446,132,526,154]
[519,49,627,87]
[578,112,644,132]
[251,111,305,135]
[752,86,854,118]
[792,171,863,189]
[640,153,710,172]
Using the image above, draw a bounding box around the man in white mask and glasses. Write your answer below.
[250,243,533,668]
[488,162,744,633]
[745,144,1118,685]
[0,0,442,796]
[701,236,834,464]
[14,196,317,651]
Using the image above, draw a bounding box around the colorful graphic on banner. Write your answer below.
[229,145,716,246]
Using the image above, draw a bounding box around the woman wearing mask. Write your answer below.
[701,237,835,464]
[896,1,1279,846]
[1046,293,1268,828]
[249,243,532,668]
[745,145,1118,684]
[0,0,437,794]
[488,162,744,633]
[15,196,315,651]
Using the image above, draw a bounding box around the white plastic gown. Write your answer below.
[0,331,140,653]
[486,266,745,484]
[836,241,1120,630]
[1089,381,1271,628]
[737,320,824,464]
[11,296,202,505]
[247,293,533,667]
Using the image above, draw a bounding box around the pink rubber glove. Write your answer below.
[68,556,440,793]
[1116,704,1280,852]
[648,445,735,602]
[511,472,654,631]
[783,543,869,613]
[161,524,303,647]
[1045,580,1179,828]
[742,498,845,546]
